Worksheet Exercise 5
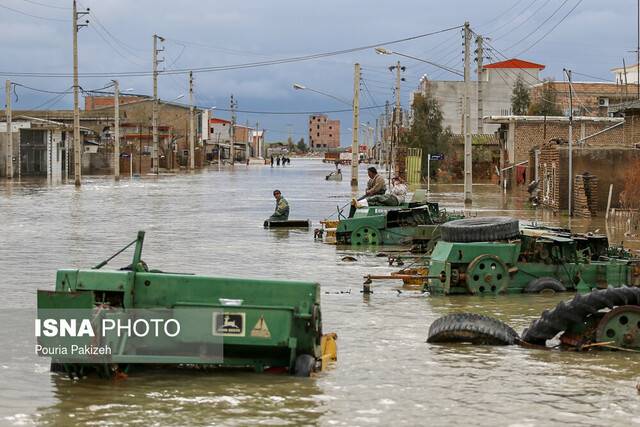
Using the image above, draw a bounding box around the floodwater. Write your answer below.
[1,159,639,426]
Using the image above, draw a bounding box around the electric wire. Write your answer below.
[0,25,463,78]
[0,2,67,21]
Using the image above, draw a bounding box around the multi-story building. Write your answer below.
[308,114,340,150]
[416,58,545,134]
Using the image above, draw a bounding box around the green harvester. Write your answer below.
[37,231,336,378]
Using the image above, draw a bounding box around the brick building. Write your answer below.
[84,95,148,111]
[485,115,625,187]
[610,100,640,146]
[538,142,640,213]
[308,114,340,150]
[530,81,637,117]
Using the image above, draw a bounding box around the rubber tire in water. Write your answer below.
[427,313,519,345]
[521,286,640,345]
[293,354,316,377]
[523,277,567,294]
[440,217,520,243]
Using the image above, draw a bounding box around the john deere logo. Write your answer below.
[212,312,245,336]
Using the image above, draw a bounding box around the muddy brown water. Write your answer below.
[1,159,639,426]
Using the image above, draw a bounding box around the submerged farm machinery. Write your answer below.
[426,217,640,295]
[427,286,640,352]
[37,231,336,378]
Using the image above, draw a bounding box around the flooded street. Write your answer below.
[1,159,640,426]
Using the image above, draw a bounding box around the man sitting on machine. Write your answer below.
[367,176,407,206]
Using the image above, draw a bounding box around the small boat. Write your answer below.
[326,170,342,181]
[264,219,311,228]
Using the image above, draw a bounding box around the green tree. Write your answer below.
[401,91,450,177]
[528,78,562,116]
[511,76,530,115]
[295,138,308,153]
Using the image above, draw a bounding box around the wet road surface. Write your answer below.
[1,159,639,426]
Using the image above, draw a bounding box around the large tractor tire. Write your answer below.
[521,286,640,345]
[427,313,519,345]
[440,217,519,243]
[523,277,566,294]
[293,354,316,377]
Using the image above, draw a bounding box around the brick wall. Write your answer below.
[624,112,640,145]
[530,82,637,116]
[513,120,625,165]
[539,144,640,211]
[84,95,147,111]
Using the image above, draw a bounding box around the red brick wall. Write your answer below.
[513,120,624,165]
[84,96,148,111]
[530,82,637,116]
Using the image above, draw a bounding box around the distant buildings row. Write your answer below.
[0,94,265,179]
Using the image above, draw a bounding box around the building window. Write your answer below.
[312,116,316,120]
[329,134,332,137]
[317,124,320,130]
[317,132,320,137]
[329,126,332,130]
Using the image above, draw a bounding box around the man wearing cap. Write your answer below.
[269,189,290,221]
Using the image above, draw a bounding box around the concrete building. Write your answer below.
[0,116,68,180]
[530,81,637,117]
[308,114,340,150]
[417,58,545,134]
[251,129,265,158]
[612,63,640,84]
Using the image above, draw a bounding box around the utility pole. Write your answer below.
[255,121,261,158]
[152,34,164,175]
[113,80,120,180]
[189,71,195,170]
[564,68,574,217]
[351,63,360,188]
[476,34,484,134]
[384,100,390,171]
[5,80,12,179]
[230,94,237,165]
[72,0,88,186]
[463,21,473,205]
[388,61,404,183]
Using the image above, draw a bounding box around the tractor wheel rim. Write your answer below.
[465,254,508,295]
[595,305,640,348]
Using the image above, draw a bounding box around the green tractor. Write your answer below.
[427,217,640,295]
[36,231,337,378]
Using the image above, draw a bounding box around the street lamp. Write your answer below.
[373,47,463,77]
[292,83,351,106]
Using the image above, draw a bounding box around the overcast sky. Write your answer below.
[0,0,635,143]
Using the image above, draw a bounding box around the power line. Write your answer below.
[0,25,463,78]
[209,105,384,115]
[513,0,584,57]
[501,0,568,50]
[0,2,67,21]
[18,0,69,9]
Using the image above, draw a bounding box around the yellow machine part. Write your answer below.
[320,332,338,371]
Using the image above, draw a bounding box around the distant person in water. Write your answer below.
[276,156,281,166]
[269,189,289,221]
[270,155,274,168]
